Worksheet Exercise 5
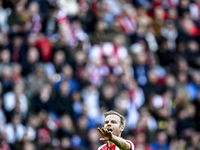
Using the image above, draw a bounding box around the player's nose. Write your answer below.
[107,122,111,126]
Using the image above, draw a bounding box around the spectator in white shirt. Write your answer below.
[4,114,26,144]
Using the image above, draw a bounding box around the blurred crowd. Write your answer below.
[0,0,200,150]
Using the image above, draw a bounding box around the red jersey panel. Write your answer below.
[98,140,134,150]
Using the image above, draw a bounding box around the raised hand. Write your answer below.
[98,127,113,141]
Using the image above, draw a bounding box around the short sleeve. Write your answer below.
[126,140,134,150]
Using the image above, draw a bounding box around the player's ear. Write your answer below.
[120,125,124,132]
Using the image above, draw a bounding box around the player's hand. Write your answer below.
[98,127,113,141]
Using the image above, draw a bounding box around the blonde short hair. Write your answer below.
[104,110,125,126]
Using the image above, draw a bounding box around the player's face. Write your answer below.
[104,115,124,137]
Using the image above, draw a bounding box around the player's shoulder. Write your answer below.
[126,140,135,150]
[97,144,107,150]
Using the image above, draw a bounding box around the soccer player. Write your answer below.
[98,110,134,150]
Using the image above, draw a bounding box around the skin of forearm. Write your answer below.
[110,135,130,150]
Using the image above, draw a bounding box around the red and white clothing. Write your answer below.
[56,10,77,47]
[117,14,137,35]
[89,42,128,62]
[98,140,134,150]
[86,62,109,86]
